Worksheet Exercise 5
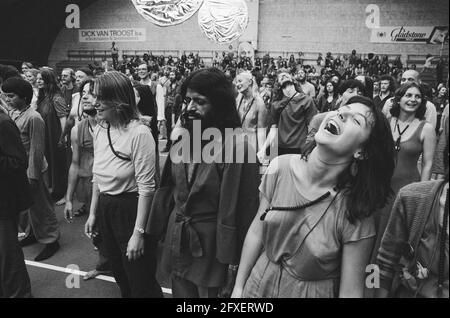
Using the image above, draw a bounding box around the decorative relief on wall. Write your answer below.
[197,0,249,44]
[131,0,204,26]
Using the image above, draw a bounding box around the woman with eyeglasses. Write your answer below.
[84,71,162,298]
[372,82,436,263]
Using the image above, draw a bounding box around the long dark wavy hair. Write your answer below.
[180,67,241,132]
[37,68,62,103]
[324,80,339,99]
[304,95,395,223]
[390,82,427,120]
[379,74,396,93]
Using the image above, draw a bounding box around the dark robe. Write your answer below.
[0,111,33,219]
[149,137,260,288]
[36,95,68,200]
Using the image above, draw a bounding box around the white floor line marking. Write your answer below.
[25,260,172,295]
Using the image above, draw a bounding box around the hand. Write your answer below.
[64,200,73,223]
[257,150,267,164]
[218,267,237,298]
[84,214,96,238]
[126,233,145,261]
[140,115,152,127]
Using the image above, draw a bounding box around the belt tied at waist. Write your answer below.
[172,213,217,258]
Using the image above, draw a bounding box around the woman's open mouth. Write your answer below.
[324,119,341,135]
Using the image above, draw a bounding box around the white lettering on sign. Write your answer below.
[65,4,80,29]
[365,4,380,29]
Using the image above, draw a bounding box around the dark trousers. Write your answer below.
[92,232,111,272]
[18,174,59,244]
[97,193,162,298]
[164,106,173,148]
[172,276,219,298]
[0,217,32,298]
[278,147,302,156]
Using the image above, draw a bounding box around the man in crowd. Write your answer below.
[295,68,316,99]
[61,67,94,143]
[258,72,317,159]
[148,68,259,298]
[374,74,395,110]
[162,70,182,152]
[0,74,33,297]
[60,68,76,108]
[2,77,60,262]
[138,63,152,87]
[111,42,119,70]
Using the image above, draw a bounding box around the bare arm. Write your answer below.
[257,125,277,161]
[61,115,75,141]
[231,195,269,298]
[339,237,375,297]
[85,180,100,237]
[65,128,80,204]
[420,123,436,181]
[256,99,268,154]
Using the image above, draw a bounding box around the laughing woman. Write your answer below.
[84,72,162,298]
[372,82,436,263]
[232,96,395,298]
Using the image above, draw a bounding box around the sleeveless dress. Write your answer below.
[237,95,259,154]
[372,119,426,261]
[242,155,375,298]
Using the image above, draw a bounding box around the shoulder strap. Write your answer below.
[280,92,298,113]
[106,123,131,162]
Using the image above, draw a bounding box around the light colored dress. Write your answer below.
[156,83,166,121]
[242,155,375,298]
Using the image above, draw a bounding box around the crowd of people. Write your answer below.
[0,44,448,298]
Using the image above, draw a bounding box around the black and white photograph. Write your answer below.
[0,0,448,303]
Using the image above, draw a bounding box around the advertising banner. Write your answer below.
[79,28,146,42]
[370,26,448,44]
